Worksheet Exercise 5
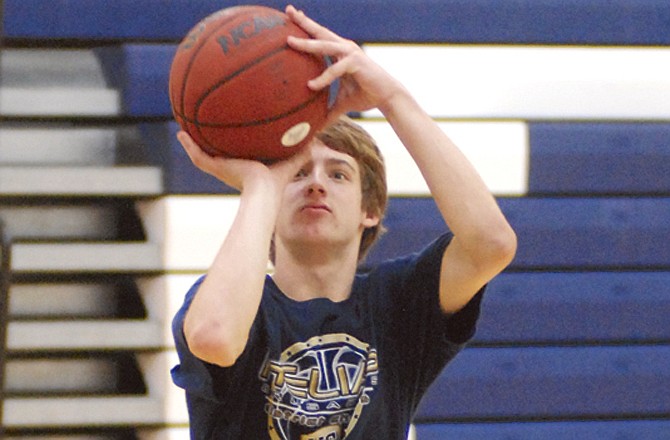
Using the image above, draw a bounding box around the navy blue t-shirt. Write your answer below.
[172,233,484,439]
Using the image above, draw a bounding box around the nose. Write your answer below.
[306,169,327,195]
[308,184,325,195]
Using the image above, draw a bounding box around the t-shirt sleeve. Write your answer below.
[383,233,484,342]
[171,275,259,406]
[372,232,486,402]
[170,275,221,401]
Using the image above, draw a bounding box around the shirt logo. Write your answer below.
[259,333,379,440]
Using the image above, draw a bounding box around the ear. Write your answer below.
[361,210,380,228]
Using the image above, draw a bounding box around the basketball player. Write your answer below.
[171,5,517,439]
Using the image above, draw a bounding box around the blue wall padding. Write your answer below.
[477,272,670,344]
[415,420,670,440]
[499,197,670,269]
[366,197,670,270]
[366,198,447,267]
[122,45,175,117]
[3,0,226,40]
[5,0,670,45]
[414,345,670,421]
[139,122,236,195]
[96,45,176,117]
[529,123,670,195]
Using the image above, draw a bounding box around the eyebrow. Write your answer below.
[326,157,357,173]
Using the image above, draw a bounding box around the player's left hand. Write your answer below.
[285,5,406,121]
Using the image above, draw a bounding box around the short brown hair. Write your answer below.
[269,117,388,264]
[315,116,387,261]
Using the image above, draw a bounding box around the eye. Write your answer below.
[331,170,348,180]
[294,168,308,179]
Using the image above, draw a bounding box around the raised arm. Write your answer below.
[286,5,517,313]
[380,94,517,313]
[177,132,303,366]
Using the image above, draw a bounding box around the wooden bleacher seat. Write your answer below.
[7,320,164,351]
[2,276,189,429]
[10,242,162,273]
[9,282,120,318]
[0,49,119,117]
[0,166,162,197]
[0,123,163,197]
[6,356,130,395]
[1,34,168,439]
[0,126,119,166]
[0,204,121,240]
[4,396,166,428]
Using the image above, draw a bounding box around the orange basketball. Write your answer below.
[169,5,331,162]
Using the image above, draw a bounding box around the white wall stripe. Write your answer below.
[137,197,239,272]
[362,45,670,120]
[358,120,528,196]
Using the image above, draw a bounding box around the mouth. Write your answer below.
[301,203,332,213]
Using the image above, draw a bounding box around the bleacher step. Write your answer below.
[3,434,129,440]
[137,428,190,440]
[0,49,119,117]
[10,282,119,318]
[5,358,120,394]
[0,204,121,240]
[0,166,162,197]
[7,320,165,351]
[0,88,119,117]
[0,126,119,166]
[1,49,108,87]
[2,396,164,428]
[3,352,189,428]
[11,242,162,273]
[5,435,128,440]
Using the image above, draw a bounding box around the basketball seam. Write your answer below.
[191,44,288,124]
[187,44,326,127]
[175,11,247,119]
[195,88,327,128]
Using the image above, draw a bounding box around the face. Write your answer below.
[274,139,380,258]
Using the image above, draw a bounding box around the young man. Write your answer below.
[171,5,517,440]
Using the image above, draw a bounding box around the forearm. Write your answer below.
[184,181,280,366]
[381,90,516,313]
[380,91,510,244]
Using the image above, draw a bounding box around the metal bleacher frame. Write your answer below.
[0,0,7,434]
[0,222,9,439]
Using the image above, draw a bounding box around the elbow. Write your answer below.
[484,221,517,270]
[465,219,516,275]
[185,321,248,368]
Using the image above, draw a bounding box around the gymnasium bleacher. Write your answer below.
[1,0,669,439]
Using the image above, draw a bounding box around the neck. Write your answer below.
[271,242,359,302]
